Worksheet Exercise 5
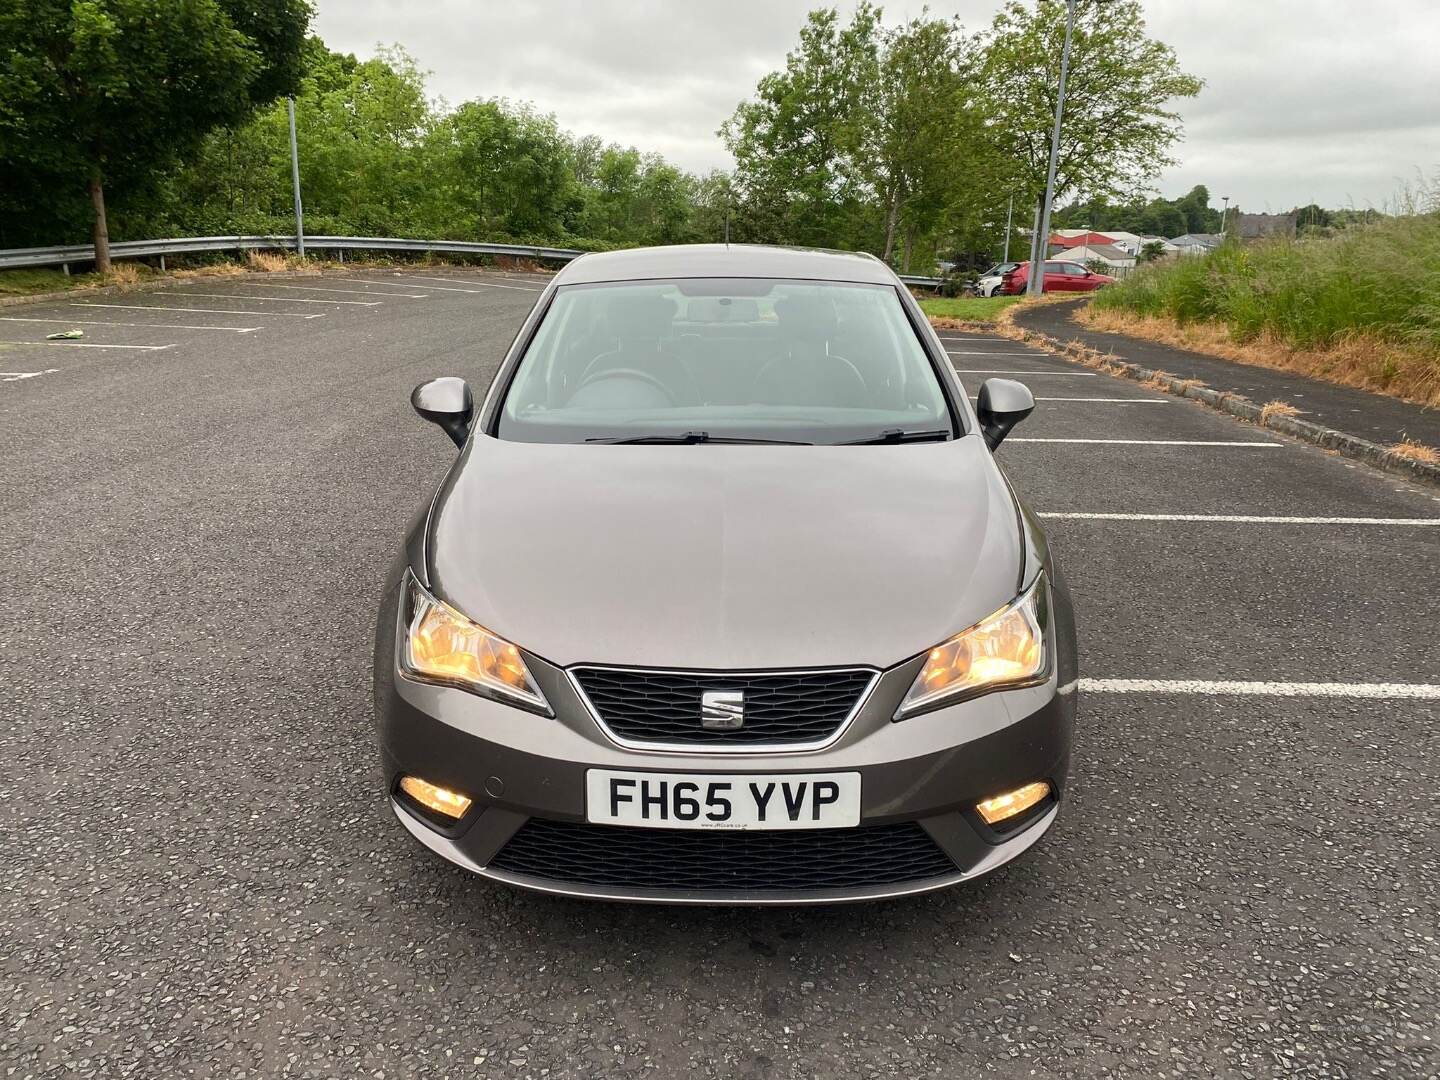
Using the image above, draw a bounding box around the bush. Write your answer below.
[1094,210,1440,353]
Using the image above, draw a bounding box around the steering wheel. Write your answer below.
[572,367,678,405]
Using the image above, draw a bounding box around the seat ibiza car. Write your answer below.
[374,244,1077,904]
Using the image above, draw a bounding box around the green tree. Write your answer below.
[863,15,984,268]
[1294,203,1332,232]
[721,5,880,249]
[723,5,1003,268]
[438,100,578,240]
[1175,184,1220,233]
[973,0,1201,247]
[0,0,310,268]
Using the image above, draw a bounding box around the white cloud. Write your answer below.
[313,0,1440,209]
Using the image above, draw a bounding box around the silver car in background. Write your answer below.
[374,244,1078,904]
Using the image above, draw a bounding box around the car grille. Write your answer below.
[570,667,875,746]
[488,820,957,892]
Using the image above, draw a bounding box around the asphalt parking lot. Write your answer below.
[1,271,1436,1079]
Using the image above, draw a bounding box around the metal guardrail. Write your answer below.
[0,235,586,272]
[0,233,950,287]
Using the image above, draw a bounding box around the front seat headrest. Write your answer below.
[604,292,677,341]
[774,295,838,343]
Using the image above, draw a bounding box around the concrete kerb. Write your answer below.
[962,309,1440,489]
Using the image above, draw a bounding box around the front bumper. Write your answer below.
[374,583,1076,905]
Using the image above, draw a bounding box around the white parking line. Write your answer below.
[954,369,1095,375]
[346,276,493,295]
[0,340,174,351]
[1040,512,1440,525]
[1,368,61,382]
[401,275,543,292]
[1010,439,1280,446]
[244,282,428,299]
[168,291,380,306]
[75,303,323,319]
[947,351,1051,357]
[1080,678,1440,699]
[1032,397,1169,403]
[1,316,258,333]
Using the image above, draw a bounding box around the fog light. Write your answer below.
[399,776,473,819]
[975,781,1051,826]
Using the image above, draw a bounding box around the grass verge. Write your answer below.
[919,296,1024,324]
[0,251,552,300]
[1088,208,1440,405]
[1079,306,1440,408]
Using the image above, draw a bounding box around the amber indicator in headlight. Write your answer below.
[400,571,549,713]
[897,574,1049,717]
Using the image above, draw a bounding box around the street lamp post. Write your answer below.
[1219,195,1231,238]
[1002,194,1014,263]
[1028,0,1078,297]
[287,97,305,258]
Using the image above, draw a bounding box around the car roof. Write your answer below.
[552,243,898,286]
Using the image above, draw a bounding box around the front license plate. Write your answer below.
[586,769,862,831]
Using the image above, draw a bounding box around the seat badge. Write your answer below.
[700,690,745,730]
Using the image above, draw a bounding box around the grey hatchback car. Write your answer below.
[374,244,1077,904]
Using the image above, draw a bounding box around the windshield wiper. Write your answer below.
[840,428,952,445]
[586,431,812,445]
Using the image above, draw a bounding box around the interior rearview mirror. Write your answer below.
[411,377,474,448]
[976,378,1035,450]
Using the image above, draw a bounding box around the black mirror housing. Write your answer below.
[976,378,1035,449]
[411,377,474,448]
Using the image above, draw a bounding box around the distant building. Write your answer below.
[1236,212,1297,240]
[1048,230,1116,253]
[1169,233,1224,256]
[1134,235,1179,257]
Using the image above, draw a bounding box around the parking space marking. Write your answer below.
[1,316,259,333]
[969,395,1168,404]
[946,350,1054,357]
[168,291,380,306]
[1010,439,1281,446]
[344,276,494,295]
[245,282,429,299]
[1032,397,1169,403]
[1,368,61,382]
[401,275,543,292]
[1080,678,1440,699]
[954,369,1096,375]
[1040,512,1440,525]
[0,339,175,351]
[75,303,324,319]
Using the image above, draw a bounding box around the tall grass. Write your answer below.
[1091,203,1440,404]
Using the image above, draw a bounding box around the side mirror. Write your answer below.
[411,377,473,448]
[976,378,1035,450]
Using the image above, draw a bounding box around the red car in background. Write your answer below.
[999,260,1115,295]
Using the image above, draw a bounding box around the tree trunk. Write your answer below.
[881,186,900,263]
[901,223,915,274]
[89,168,111,275]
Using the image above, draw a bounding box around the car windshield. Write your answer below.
[496,278,954,445]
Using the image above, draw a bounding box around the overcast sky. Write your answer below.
[314,0,1440,213]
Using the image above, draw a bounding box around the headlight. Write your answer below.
[896,574,1049,718]
[399,571,550,714]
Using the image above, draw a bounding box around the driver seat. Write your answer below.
[574,293,701,406]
